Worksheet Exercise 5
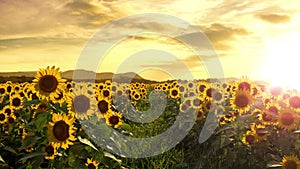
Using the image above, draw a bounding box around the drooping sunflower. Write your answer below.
[44,143,58,160]
[230,89,254,114]
[242,130,257,146]
[277,108,299,131]
[66,83,98,120]
[105,111,122,128]
[32,66,66,99]
[10,93,23,109]
[48,113,77,149]
[280,155,300,169]
[86,158,99,169]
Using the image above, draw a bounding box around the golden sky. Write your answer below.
[1,0,300,83]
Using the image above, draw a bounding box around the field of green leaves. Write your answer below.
[1,66,300,169]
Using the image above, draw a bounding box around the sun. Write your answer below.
[262,32,300,91]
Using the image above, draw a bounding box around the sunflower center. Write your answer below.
[213,92,222,101]
[206,88,212,98]
[88,163,96,169]
[0,88,5,94]
[4,108,11,115]
[285,160,297,169]
[109,115,120,125]
[39,75,59,93]
[262,113,272,122]
[12,98,21,107]
[98,100,109,114]
[53,120,70,141]
[289,96,300,109]
[73,95,90,113]
[268,106,278,117]
[171,90,178,97]
[245,135,255,144]
[103,90,110,97]
[235,95,249,108]
[0,114,6,121]
[45,145,55,155]
[238,82,251,91]
[281,113,295,126]
[193,98,201,107]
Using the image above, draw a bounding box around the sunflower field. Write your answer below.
[1,66,300,169]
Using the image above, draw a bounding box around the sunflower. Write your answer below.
[236,76,252,91]
[44,143,58,160]
[265,101,281,121]
[242,130,257,146]
[32,66,66,99]
[51,88,67,105]
[288,94,300,111]
[10,93,23,109]
[195,108,205,121]
[230,89,254,114]
[0,111,8,124]
[258,110,277,125]
[96,96,111,119]
[105,111,122,128]
[277,108,299,131]
[212,88,225,104]
[2,105,13,116]
[67,83,97,120]
[48,113,77,149]
[191,97,202,109]
[251,123,269,141]
[86,158,99,169]
[280,155,300,169]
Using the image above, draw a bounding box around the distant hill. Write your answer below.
[0,70,157,83]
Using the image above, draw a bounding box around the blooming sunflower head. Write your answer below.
[48,113,77,149]
[280,155,300,169]
[242,130,257,146]
[230,89,254,114]
[105,111,122,128]
[277,108,299,131]
[32,66,66,99]
[67,83,97,120]
[10,93,23,109]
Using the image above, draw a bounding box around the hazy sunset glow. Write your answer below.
[1,0,300,82]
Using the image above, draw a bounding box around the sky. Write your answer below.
[1,0,300,85]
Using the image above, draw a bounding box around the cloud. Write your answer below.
[256,13,291,24]
[197,23,250,50]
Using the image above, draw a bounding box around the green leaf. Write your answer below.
[35,112,50,130]
[20,136,41,150]
[22,100,40,107]
[18,151,46,162]
[3,146,17,154]
[121,123,131,130]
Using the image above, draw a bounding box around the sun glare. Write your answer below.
[263,32,300,91]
